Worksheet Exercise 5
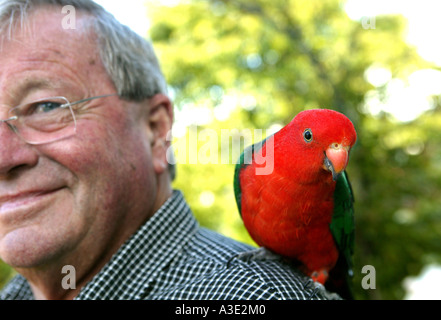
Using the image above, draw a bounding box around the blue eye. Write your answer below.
[303,128,313,142]
[33,101,63,113]
[14,100,64,117]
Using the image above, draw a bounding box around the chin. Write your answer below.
[0,225,69,269]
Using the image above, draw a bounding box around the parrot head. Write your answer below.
[280,109,357,182]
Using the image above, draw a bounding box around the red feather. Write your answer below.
[239,109,357,280]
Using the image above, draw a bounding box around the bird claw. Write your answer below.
[236,247,282,263]
[310,269,329,285]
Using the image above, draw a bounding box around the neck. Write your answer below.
[17,254,102,300]
[16,174,173,300]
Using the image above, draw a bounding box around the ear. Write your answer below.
[146,94,173,175]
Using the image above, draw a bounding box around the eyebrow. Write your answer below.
[7,78,60,102]
[15,78,55,95]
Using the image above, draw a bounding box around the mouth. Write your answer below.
[0,188,64,218]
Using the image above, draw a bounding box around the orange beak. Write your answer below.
[324,144,349,181]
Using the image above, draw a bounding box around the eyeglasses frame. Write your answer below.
[0,93,118,145]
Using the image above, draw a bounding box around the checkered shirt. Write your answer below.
[0,190,337,300]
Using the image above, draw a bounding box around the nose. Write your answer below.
[0,119,38,175]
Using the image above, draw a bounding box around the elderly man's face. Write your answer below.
[0,8,164,268]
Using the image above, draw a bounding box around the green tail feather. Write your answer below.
[330,171,355,276]
[233,158,244,218]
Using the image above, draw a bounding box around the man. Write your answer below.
[0,0,337,300]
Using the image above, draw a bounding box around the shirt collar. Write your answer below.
[75,189,198,299]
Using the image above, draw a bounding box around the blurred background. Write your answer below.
[2,0,441,300]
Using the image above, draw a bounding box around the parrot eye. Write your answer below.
[303,128,313,142]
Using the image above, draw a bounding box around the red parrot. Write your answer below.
[234,109,357,299]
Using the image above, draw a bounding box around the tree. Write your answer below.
[0,259,13,290]
[147,0,438,299]
[2,0,439,300]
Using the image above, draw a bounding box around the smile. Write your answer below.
[0,188,63,218]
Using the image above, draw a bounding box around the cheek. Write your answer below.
[0,117,155,266]
[66,117,143,171]
[64,119,156,209]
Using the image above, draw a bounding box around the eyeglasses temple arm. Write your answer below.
[66,93,119,108]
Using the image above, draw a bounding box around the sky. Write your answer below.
[93,0,150,36]
[92,0,441,299]
[345,0,441,123]
[345,0,441,66]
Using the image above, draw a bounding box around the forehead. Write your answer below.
[294,109,357,144]
[1,5,96,54]
[0,6,105,98]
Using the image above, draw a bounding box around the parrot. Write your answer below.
[234,108,357,299]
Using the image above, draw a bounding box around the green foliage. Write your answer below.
[148,0,440,300]
[0,259,13,289]
[1,0,439,300]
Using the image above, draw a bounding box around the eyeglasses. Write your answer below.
[0,94,118,145]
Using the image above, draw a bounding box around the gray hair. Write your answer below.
[0,0,168,101]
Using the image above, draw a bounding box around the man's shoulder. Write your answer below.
[0,274,32,300]
[149,227,332,300]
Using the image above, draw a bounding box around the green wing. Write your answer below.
[234,136,270,219]
[330,171,355,276]
[233,150,246,218]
